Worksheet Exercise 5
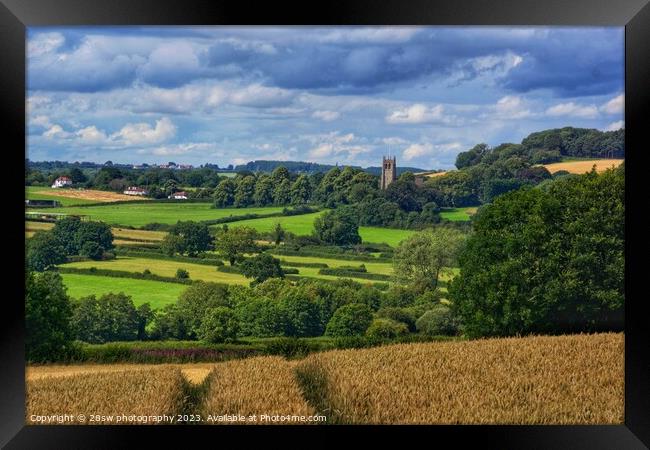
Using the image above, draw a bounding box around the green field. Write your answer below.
[63,257,250,285]
[25,186,97,206]
[42,203,285,227]
[61,273,186,309]
[439,207,477,222]
[219,211,326,235]
[358,227,415,247]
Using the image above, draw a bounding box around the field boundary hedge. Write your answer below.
[114,249,225,266]
[317,268,392,281]
[57,266,194,285]
[269,248,392,263]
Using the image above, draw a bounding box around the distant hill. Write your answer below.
[236,160,430,175]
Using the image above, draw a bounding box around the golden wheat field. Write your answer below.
[25,333,623,425]
[541,159,624,174]
[26,367,186,425]
[295,332,624,424]
[201,356,316,424]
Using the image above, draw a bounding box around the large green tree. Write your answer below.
[240,253,285,285]
[26,271,75,362]
[313,208,361,246]
[214,226,258,265]
[26,231,67,271]
[393,227,466,292]
[449,166,624,337]
[72,293,140,343]
[162,221,213,256]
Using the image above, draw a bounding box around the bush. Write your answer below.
[317,268,391,281]
[365,318,409,340]
[415,305,460,336]
[197,307,240,343]
[325,303,374,337]
[263,337,313,359]
[376,307,417,332]
[176,268,190,279]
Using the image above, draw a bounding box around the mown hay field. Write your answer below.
[26,367,185,425]
[44,203,285,227]
[541,159,624,174]
[26,186,147,204]
[295,332,623,424]
[201,356,316,424]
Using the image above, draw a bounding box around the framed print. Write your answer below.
[1,0,649,448]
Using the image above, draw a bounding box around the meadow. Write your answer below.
[25,333,623,425]
[42,203,285,227]
[61,273,187,308]
[25,221,165,242]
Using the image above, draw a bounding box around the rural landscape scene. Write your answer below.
[25,26,624,425]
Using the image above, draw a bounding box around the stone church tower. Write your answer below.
[380,156,397,190]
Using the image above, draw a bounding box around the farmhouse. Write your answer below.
[51,176,72,188]
[168,191,188,200]
[123,186,149,196]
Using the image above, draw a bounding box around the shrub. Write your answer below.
[365,318,409,340]
[376,307,417,332]
[325,303,374,337]
[175,268,190,279]
[416,305,460,336]
[197,307,240,343]
[263,337,313,359]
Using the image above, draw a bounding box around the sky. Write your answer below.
[26,26,624,170]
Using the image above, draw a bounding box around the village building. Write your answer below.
[380,156,397,190]
[123,186,149,196]
[168,191,188,200]
[51,176,73,188]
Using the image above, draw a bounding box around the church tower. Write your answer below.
[380,156,397,190]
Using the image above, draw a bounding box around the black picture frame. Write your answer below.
[2,1,649,448]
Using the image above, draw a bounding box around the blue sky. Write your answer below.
[26,26,624,170]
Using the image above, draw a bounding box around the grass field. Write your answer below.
[62,257,250,286]
[42,203,285,227]
[541,159,624,174]
[220,211,325,236]
[25,221,166,241]
[61,273,187,308]
[439,207,477,221]
[26,186,146,205]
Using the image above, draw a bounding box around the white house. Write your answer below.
[51,176,73,188]
[123,186,149,196]
[168,191,188,200]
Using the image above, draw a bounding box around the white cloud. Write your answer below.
[306,132,371,161]
[138,142,214,156]
[28,32,65,58]
[31,115,52,128]
[111,117,176,145]
[312,110,340,122]
[386,103,445,124]
[495,96,532,119]
[43,124,71,139]
[76,126,108,144]
[604,120,624,131]
[318,27,420,44]
[229,84,294,108]
[600,94,624,115]
[403,143,433,161]
[546,102,598,118]
[402,142,463,161]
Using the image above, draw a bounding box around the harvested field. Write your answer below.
[26,367,185,425]
[295,332,623,424]
[27,187,148,203]
[201,356,316,424]
[542,159,623,174]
